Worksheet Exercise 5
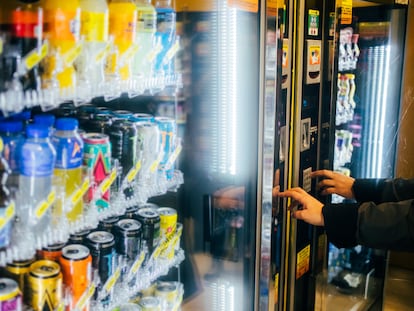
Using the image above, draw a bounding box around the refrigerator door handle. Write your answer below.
[203,194,213,252]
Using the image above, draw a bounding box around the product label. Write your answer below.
[45,8,81,41]
[0,202,15,230]
[156,10,176,35]
[52,136,83,169]
[81,11,109,42]
[137,11,156,33]
[12,9,43,39]
[296,244,310,279]
[308,10,320,36]
[24,42,49,70]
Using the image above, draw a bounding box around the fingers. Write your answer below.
[310,169,333,179]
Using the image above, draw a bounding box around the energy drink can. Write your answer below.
[68,228,93,245]
[27,260,62,311]
[105,119,137,197]
[113,219,142,261]
[122,205,140,220]
[154,117,176,179]
[130,113,155,123]
[60,244,92,311]
[36,242,66,262]
[138,296,161,311]
[112,110,133,120]
[136,208,160,254]
[134,122,160,182]
[5,258,34,302]
[98,216,121,233]
[83,114,113,134]
[157,207,177,238]
[138,202,159,210]
[85,231,115,287]
[83,133,112,211]
[0,278,22,311]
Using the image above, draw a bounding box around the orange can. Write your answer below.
[36,242,66,262]
[59,244,92,311]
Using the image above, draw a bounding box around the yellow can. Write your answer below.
[27,260,62,311]
[157,207,177,238]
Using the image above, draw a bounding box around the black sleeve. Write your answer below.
[353,178,414,204]
[322,203,359,248]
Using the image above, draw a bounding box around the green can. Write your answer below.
[82,133,112,211]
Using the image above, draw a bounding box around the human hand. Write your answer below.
[213,186,245,209]
[311,169,355,199]
[275,187,325,226]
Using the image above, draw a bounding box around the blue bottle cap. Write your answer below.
[33,114,56,128]
[55,118,79,131]
[26,124,49,138]
[0,120,24,133]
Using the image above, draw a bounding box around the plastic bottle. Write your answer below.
[106,0,137,81]
[77,0,109,95]
[0,120,24,197]
[153,0,176,75]
[18,124,56,236]
[3,0,44,92]
[0,137,14,250]
[33,113,56,136]
[133,0,157,79]
[43,0,81,94]
[52,118,84,224]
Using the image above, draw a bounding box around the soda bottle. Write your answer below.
[0,137,14,250]
[153,0,176,75]
[106,0,137,81]
[0,120,24,197]
[18,123,56,236]
[133,0,157,79]
[76,0,109,95]
[33,113,56,136]
[43,0,81,94]
[52,118,84,223]
[2,0,44,92]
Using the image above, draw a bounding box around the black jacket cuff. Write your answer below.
[322,203,359,248]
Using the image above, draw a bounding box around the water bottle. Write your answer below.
[18,124,56,236]
[0,120,24,197]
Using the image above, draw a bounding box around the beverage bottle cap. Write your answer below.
[0,120,24,134]
[26,124,49,138]
[55,118,79,131]
[33,114,56,128]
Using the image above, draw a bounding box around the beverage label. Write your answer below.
[137,10,156,33]
[12,9,43,39]
[155,8,175,35]
[81,11,109,42]
[45,8,81,41]
[109,4,137,44]
[52,136,83,169]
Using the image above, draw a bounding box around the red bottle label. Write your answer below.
[12,9,43,39]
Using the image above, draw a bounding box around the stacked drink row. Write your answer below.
[0,201,183,310]
[0,0,179,113]
[0,104,181,261]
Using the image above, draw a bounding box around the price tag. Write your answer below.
[75,283,96,311]
[35,190,56,219]
[150,152,164,173]
[24,42,49,70]
[165,144,182,170]
[95,43,112,63]
[120,44,139,66]
[0,38,3,55]
[70,178,90,205]
[100,169,117,194]
[126,160,142,183]
[129,252,146,277]
[0,202,15,230]
[64,43,82,66]
[103,267,121,293]
[147,44,163,62]
[165,40,180,61]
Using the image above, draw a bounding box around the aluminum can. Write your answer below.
[98,216,121,233]
[114,219,142,261]
[112,110,133,120]
[0,278,22,311]
[154,117,176,179]
[85,231,115,286]
[84,114,113,134]
[60,244,92,311]
[138,296,161,311]
[27,260,62,311]
[154,281,179,306]
[36,242,66,262]
[130,113,155,123]
[5,258,34,302]
[157,207,177,238]
[136,208,160,254]
[122,205,140,220]
[105,119,137,197]
[83,133,112,211]
[68,228,93,245]
[134,122,160,182]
